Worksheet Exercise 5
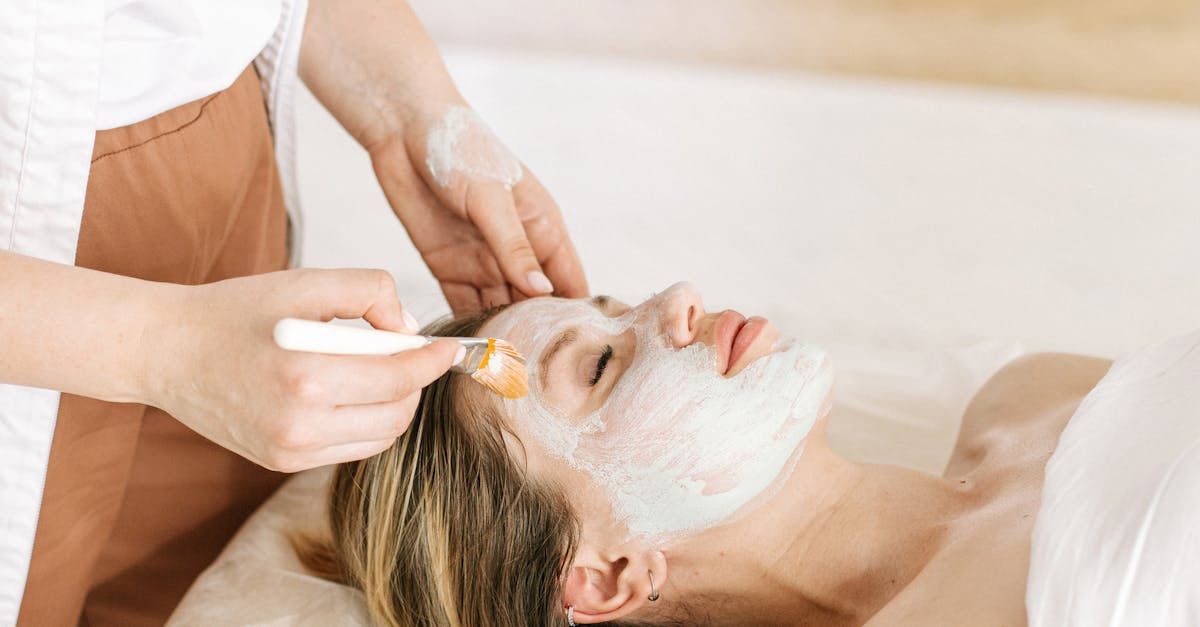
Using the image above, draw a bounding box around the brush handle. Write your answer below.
[273,318,431,355]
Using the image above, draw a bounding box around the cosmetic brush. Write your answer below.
[272,317,528,399]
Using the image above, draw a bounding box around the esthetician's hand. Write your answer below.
[145,269,463,472]
[372,109,589,314]
[299,0,589,315]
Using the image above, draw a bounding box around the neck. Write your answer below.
[644,422,967,625]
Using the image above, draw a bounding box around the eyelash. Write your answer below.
[589,345,614,386]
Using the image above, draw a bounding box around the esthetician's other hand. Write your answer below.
[148,269,462,472]
[299,0,589,315]
[374,113,589,315]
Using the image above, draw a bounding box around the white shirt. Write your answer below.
[99,0,283,130]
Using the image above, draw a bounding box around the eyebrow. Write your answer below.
[539,328,579,386]
[536,297,611,386]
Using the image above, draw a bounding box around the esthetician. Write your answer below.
[0,1,586,624]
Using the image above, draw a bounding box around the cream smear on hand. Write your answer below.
[425,105,523,189]
[493,296,834,545]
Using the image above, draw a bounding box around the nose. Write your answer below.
[653,282,705,348]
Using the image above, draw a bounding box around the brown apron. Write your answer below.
[18,66,290,626]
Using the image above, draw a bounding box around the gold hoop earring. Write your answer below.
[648,571,660,602]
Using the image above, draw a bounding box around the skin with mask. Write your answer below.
[301,283,1113,626]
[486,287,834,546]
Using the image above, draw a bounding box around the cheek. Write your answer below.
[587,340,714,435]
[565,340,834,543]
[505,426,620,533]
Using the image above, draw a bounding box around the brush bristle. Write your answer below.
[470,339,529,399]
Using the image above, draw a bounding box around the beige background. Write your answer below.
[411,0,1200,107]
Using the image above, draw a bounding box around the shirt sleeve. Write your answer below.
[0,1,103,263]
[0,3,106,622]
[254,0,310,268]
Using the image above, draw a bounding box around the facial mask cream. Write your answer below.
[494,295,833,545]
[425,105,523,190]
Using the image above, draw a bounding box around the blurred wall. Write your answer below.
[411,0,1200,107]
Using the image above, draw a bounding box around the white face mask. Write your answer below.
[493,296,834,545]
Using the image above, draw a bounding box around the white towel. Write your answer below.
[1027,329,1200,626]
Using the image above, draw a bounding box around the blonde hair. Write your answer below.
[296,311,580,626]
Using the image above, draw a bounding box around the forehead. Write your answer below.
[481,297,618,358]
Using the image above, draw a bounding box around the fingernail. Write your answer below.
[527,271,554,294]
[453,345,467,365]
[402,310,420,333]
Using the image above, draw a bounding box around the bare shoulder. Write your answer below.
[964,352,1113,427]
[946,353,1112,476]
[872,354,1115,625]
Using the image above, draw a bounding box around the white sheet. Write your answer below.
[1027,329,1200,626]
[167,469,368,626]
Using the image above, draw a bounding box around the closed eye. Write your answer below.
[589,345,614,386]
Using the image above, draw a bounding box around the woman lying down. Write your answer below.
[177,283,1200,626]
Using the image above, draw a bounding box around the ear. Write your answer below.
[563,546,668,624]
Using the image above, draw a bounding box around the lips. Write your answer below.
[729,316,769,373]
[713,310,770,375]
[713,310,745,374]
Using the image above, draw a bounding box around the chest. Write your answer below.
[866,488,1043,627]
[868,354,1112,626]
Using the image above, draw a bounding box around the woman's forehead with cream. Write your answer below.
[483,298,622,360]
